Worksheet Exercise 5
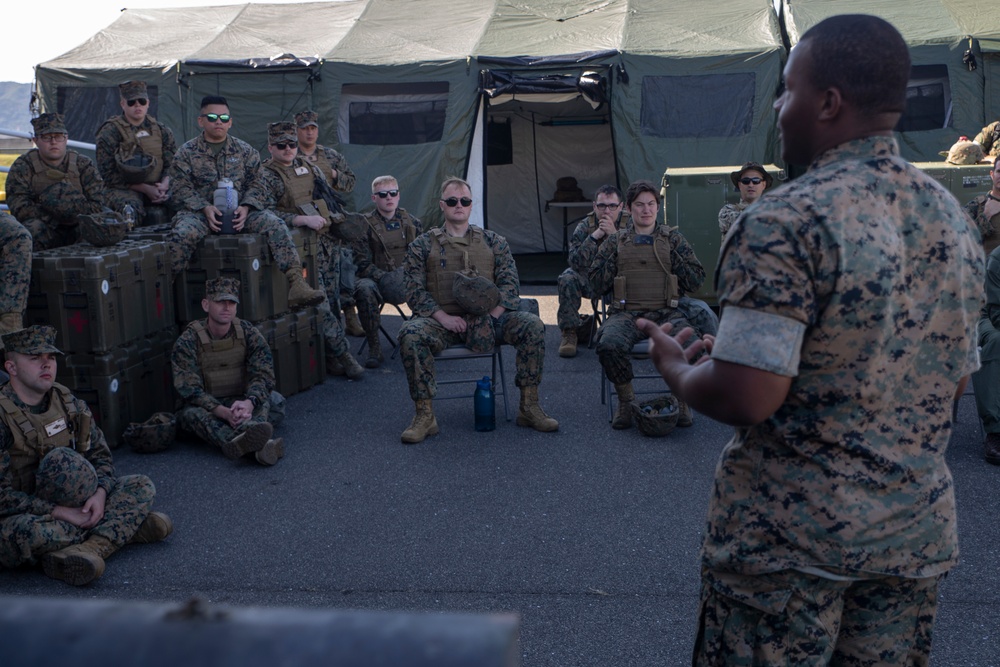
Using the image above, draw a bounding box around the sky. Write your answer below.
[1,0,314,84]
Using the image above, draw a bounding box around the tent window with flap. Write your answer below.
[337,82,450,146]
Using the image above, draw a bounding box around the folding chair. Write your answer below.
[357,302,407,361]
[433,344,511,421]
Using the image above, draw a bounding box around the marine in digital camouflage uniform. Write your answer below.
[259,121,364,380]
[95,80,178,224]
[352,175,421,368]
[398,177,558,444]
[589,180,706,430]
[171,277,284,466]
[294,110,364,336]
[556,185,625,358]
[0,212,32,339]
[5,113,107,250]
[0,325,171,586]
[166,96,324,311]
[717,162,773,241]
[961,155,1000,256]
[974,119,1000,158]
[636,16,985,664]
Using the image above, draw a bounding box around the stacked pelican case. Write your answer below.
[25,226,325,447]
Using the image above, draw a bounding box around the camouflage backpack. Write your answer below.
[453,267,501,316]
[123,412,177,453]
[78,210,129,246]
[630,395,680,437]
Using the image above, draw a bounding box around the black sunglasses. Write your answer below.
[273,142,297,150]
[739,177,763,185]
[375,189,399,199]
[200,113,231,123]
[126,98,148,107]
[441,197,473,207]
[595,202,621,211]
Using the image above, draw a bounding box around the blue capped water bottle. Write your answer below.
[474,376,495,432]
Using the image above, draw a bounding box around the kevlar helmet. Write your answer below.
[378,267,407,305]
[34,448,99,507]
[631,395,680,437]
[940,138,985,165]
[116,150,160,184]
[453,268,500,316]
[78,210,129,247]
[123,412,177,454]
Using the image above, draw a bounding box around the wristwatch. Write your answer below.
[247,395,259,408]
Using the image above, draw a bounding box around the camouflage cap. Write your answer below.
[1,324,63,355]
[730,161,774,189]
[34,447,98,507]
[119,80,148,101]
[31,113,67,136]
[294,109,319,128]
[940,138,985,165]
[206,276,240,303]
[268,121,297,144]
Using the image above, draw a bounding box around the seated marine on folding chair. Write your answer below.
[589,179,707,430]
[351,174,422,369]
[397,177,559,444]
[557,184,628,358]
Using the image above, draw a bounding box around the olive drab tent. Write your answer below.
[34,0,785,253]
[780,0,1000,162]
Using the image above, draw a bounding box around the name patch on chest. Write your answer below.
[294,166,310,176]
[135,130,151,139]
[45,418,68,437]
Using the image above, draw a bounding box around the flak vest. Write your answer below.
[191,319,248,400]
[367,209,418,270]
[425,227,496,315]
[100,115,165,183]
[300,147,335,188]
[27,151,83,196]
[262,158,316,212]
[0,384,92,494]
[614,227,680,311]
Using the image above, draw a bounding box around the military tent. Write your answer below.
[34,0,786,252]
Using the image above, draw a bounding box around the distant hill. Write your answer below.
[0,81,33,134]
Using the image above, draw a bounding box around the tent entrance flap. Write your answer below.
[481,69,614,255]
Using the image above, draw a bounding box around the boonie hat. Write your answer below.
[730,162,774,189]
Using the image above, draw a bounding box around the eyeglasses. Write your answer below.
[595,202,621,211]
[273,142,297,150]
[127,98,148,107]
[375,190,399,199]
[441,197,473,207]
[200,113,231,123]
[739,177,763,185]
[36,133,67,143]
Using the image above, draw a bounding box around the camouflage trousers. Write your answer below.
[596,309,696,385]
[0,474,156,568]
[556,267,594,332]
[177,397,272,450]
[103,187,176,226]
[972,317,1000,434]
[340,246,357,309]
[19,214,81,251]
[693,568,940,666]
[317,235,348,358]
[0,213,32,315]
[399,310,546,400]
[168,209,303,275]
[355,278,385,339]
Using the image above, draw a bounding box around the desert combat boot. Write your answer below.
[516,385,559,432]
[343,304,365,337]
[129,511,174,543]
[612,382,635,430]
[558,329,578,358]
[365,335,384,369]
[401,399,439,444]
[41,535,116,586]
[285,268,325,309]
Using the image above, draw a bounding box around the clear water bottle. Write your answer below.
[213,178,237,234]
[122,204,136,231]
[474,375,496,432]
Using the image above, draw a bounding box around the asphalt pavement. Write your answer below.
[2,286,998,666]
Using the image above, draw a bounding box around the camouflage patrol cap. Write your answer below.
[119,80,148,101]
[1,325,63,355]
[206,276,240,303]
[630,395,680,437]
[377,267,407,305]
[34,448,99,507]
[453,268,501,316]
[123,411,177,454]
[940,138,985,165]
[730,162,773,189]
[268,121,297,144]
[294,110,319,128]
[79,211,129,247]
[31,113,67,136]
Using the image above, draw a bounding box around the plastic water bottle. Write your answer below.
[213,178,237,234]
[122,204,136,231]
[474,376,496,432]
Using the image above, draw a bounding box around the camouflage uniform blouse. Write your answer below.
[709,136,984,579]
[168,134,269,214]
[0,384,116,518]
[403,226,520,318]
[95,115,178,189]
[718,200,750,240]
[962,193,1000,254]
[5,149,105,223]
[299,144,356,193]
[353,208,422,283]
[974,120,1000,158]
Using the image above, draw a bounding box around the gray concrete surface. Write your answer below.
[2,286,998,666]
